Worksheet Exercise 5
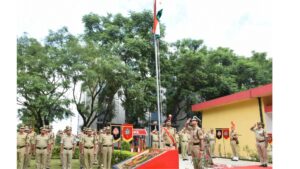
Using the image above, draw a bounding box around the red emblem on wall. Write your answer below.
[122,124,133,142]
[223,128,229,139]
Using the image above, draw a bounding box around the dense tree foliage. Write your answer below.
[17,11,272,128]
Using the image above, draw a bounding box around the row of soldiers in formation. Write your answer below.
[153,116,269,169]
[17,118,269,169]
[17,124,114,169]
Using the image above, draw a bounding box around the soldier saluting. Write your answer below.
[161,114,177,149]
[185,116,204,169]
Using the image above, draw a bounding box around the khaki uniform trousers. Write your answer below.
[46,145,53,168]
[98,145,103,168]
[191,145,203,169]
[188,141,192,155]
[17,146,26,169]
[180,142,188,160]
[24,149,32,168]
[36,148,47,169]
[102,146,112,169]
[256,141,268,165]
[152,141,159,149]
[84,148,94,169]
[209,141,215,157]
[60,150,64,165]
[230,140,239,157]
[63,149,73,169]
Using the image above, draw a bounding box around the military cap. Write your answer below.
[83,127,87,131]
[191,116,201,122]
[65,126,72,131]
[86,128,93,132]
[106,126,111,130]
[24,126,29,131]
[40,127,47,130]
[19,124,25,129]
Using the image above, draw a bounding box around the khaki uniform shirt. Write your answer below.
[151,133,159,142]
[230,130,238,141]
[100,134,113,146]
[253,128,267,142]
[179,132,190,142]
[28,132,36,145]
[187,126,203,144]
[82,135,95,147]
[35,134,49,148]
[208,133,216,142]
[17,132,29,147]
[61,134,76,148]
[162,127,176,145]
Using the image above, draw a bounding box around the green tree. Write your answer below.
[17,30,73,129]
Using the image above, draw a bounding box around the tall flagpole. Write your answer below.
[154,35,162,148]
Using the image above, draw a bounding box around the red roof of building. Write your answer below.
[192,83,272,112]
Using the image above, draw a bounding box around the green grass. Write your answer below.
[27,159,98,169]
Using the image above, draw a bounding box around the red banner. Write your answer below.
[122,124,133,142]
[223,128,230,139]
[133,129,148,136]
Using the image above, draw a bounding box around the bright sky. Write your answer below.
[17,0,272,133]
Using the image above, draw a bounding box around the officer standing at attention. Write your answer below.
[34,127,50,169]
[250,122,268,167]
[46,125,55,169]
[151,129,159,149]
[61,126,76,169]
[101,126,114,169]
[161,115,177,149]
[24,126,36,168]
[81,128,96,169]
[179,129,190,161]
[79,127,87,169]
[208,128,216,158]
[98,127,106,169]
[185,116,204,169]
[17,124,29,169]
[230,124,239,161]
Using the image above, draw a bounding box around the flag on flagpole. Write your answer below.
[152,0,163,38]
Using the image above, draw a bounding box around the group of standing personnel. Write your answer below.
[17,125,54,169]
[17,124,114,169]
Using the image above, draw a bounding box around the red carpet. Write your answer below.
[224,165,272,169]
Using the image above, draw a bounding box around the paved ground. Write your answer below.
[179,155,272,169]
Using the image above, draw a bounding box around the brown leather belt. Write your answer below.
[17,145,25,149]
[102,145,112,147]
[193,142,200,146]
[64,147,73,150]
[36,147,47,150]
[84,146,94,149]
[258,140,265,143]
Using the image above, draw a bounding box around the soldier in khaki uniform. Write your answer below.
[175,132,180,150]
[35,127,50,169]
[208,128,216,158]
[250,122,268,167]
[151,129,159,148]
[93,129,99,164]
[61,126,76,169]
[24,126,36,168]
[46,125,55,169]
[56,130,65,166]
[100,126,113,169]
[79,127,87,169]
[185,116,204,169]
[179,129,189,160]
[161,116,177,149]
[17,125,29,169]
[81,128,96,169]
[98,128,105,169]
[230,125,239,161]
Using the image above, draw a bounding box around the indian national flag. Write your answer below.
[152,0,163,38]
